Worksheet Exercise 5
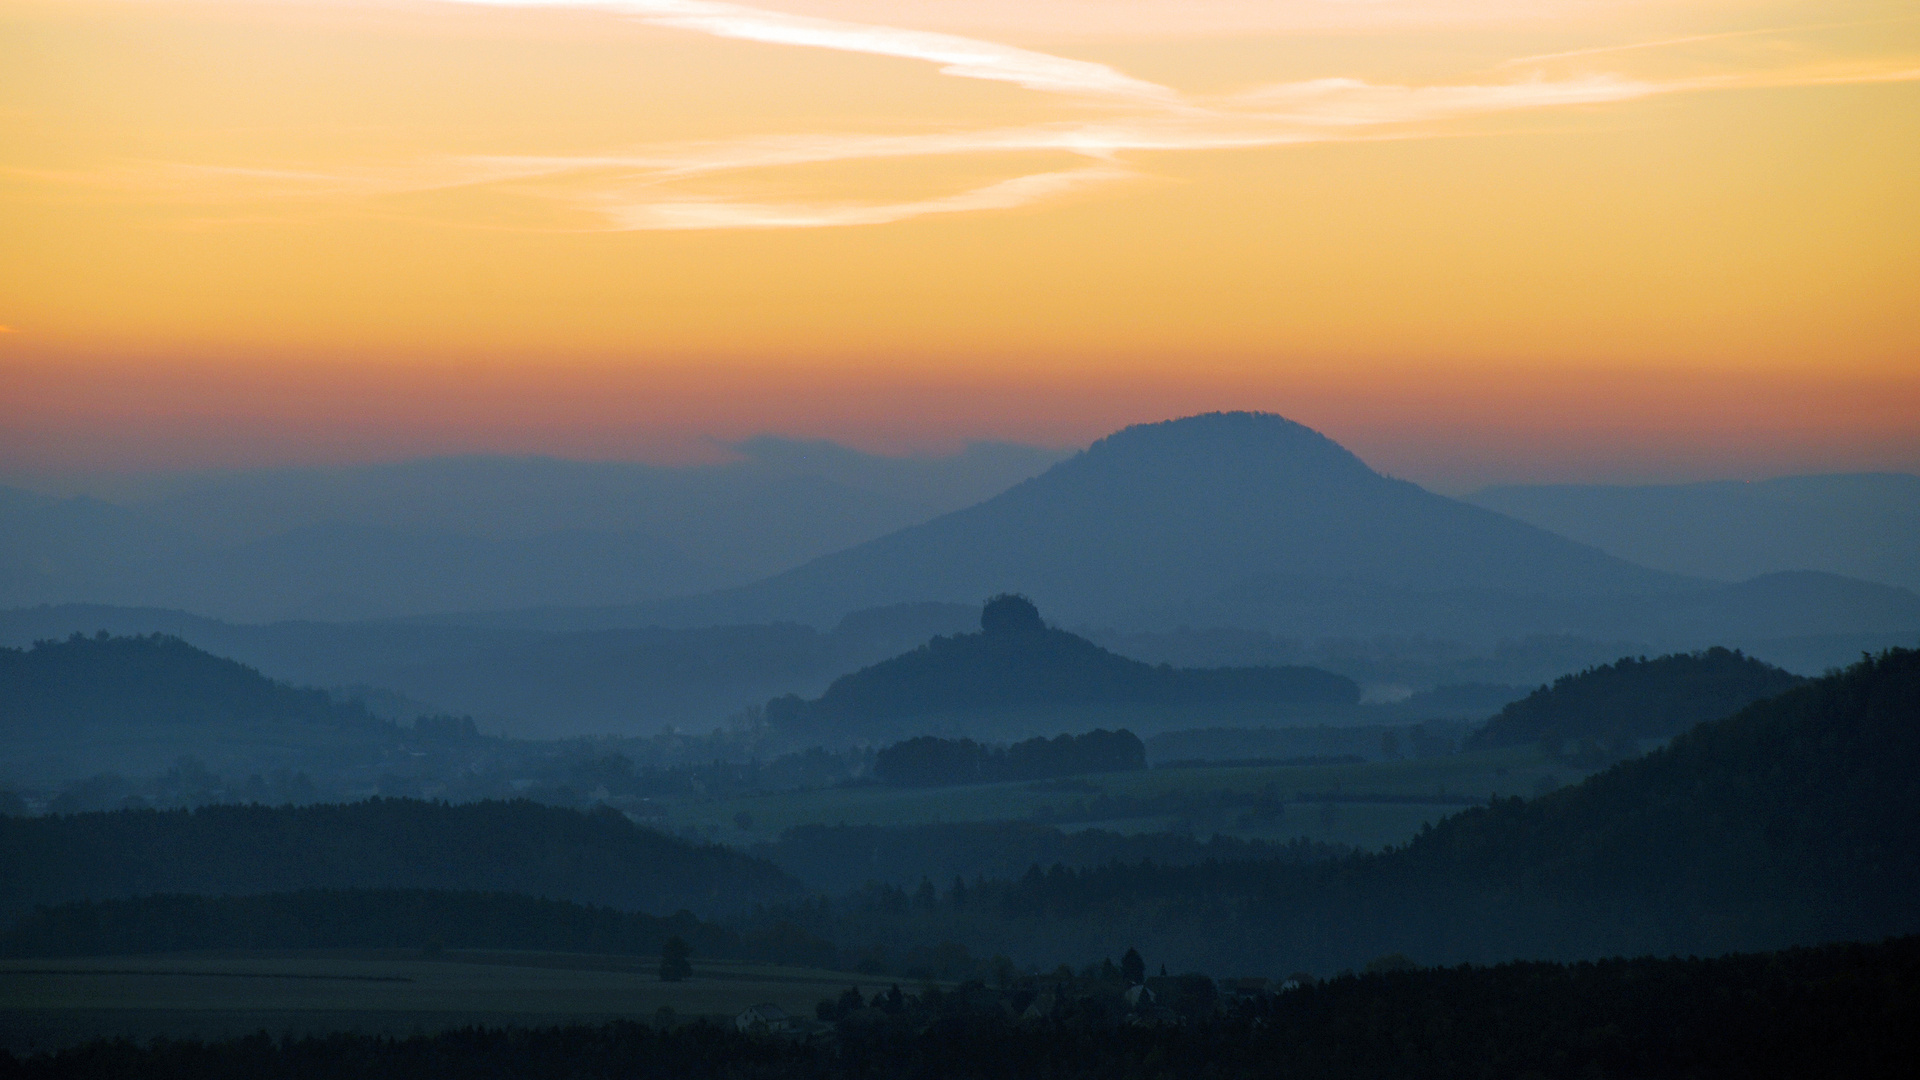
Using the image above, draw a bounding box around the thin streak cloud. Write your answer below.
[1500,15,1920,67]
[133,1,1920,230]
[449,0,1185,105]
[599,165,1130,229]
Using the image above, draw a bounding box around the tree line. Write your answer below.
[5,936,1914,1079]
[871,729,1145,786]
[749,649,1920,974]
[0,798,803,919]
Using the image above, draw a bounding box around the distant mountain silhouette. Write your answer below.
[615,414,1920,652]
[769,594,1359,740]
[639,414,1681,630]
[1468,473,1920,593]
[1466,647,1805,752]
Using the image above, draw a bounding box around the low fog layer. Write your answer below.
[0,438,1069,622]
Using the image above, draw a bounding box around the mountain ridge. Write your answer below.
[604,413,1693,630]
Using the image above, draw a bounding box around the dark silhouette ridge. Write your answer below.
[0,798,805,919]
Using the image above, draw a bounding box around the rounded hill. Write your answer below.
[670,411,1682,628]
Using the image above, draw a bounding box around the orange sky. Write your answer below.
[2,0,1916,488]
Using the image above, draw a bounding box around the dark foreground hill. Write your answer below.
[0,889,848,969]
[0,632,418,786]
[0,799,804,918]
[769,594,1358,740]
[1467,646,1805,752]
[10,938,1917,1080]
[781,649,1920,972]
[0,632,386,735]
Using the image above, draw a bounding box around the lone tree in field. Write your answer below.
[659,935,693,982]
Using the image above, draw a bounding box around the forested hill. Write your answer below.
[0,632,386,732]
[0,799,805,918]
[1466,646,1805,751]
[769,595,1357,737]
[807,649,1920,972]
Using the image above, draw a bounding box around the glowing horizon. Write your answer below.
[2,0,1916,488]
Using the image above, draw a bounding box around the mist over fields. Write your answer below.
[0,439,1068,623]
[3,412,1918,1068]
[5,414,1914,735]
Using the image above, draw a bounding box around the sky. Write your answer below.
[2,0,1916,491]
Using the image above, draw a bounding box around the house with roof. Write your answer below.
[734,1003,793,1034]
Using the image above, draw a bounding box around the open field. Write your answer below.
[0,950,888,1055]
[667,746,1588,851]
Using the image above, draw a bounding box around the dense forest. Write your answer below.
[871,730,1144,786]
[0,799,803,919]
[750,649,1920,973]
[752,822,1343,894]
[767,595,1358,738]
[1466,646,1804,753]
[6,936,1914,1080]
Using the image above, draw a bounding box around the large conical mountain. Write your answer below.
[639,412,1687,631]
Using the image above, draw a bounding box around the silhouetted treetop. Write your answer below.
[980,593,1044,637]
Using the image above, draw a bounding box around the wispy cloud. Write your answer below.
[599,164,1130,229]
[135,0,1920,230]
[1499,15,1920,67]
[455,0,1183,105]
